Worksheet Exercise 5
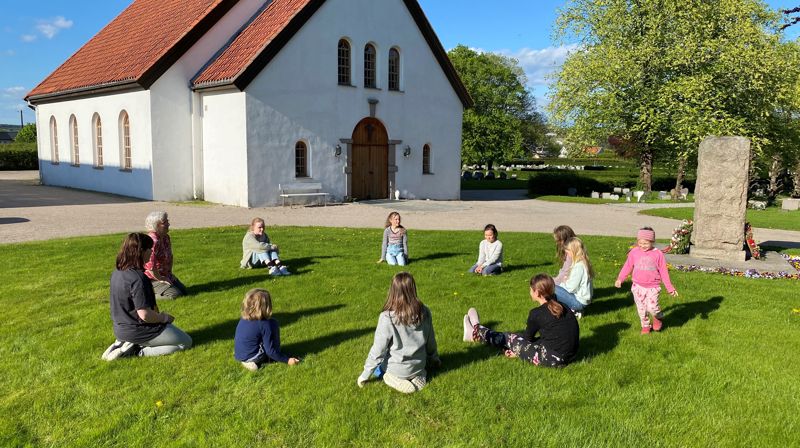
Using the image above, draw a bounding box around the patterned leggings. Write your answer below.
[473,325,567,367]
[632,284,661,328]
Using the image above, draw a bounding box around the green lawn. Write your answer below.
[2,227,799,446]
[640,206,800,232]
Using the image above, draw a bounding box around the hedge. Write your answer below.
[0,143,38,170]
[527,171,696,196]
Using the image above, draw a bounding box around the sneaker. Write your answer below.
[467,308,481,326]
[463,315,474,342]
[641,326,651,335]
[241,361,259,371]
[573,311,583,320]
[102,341,138,361]
[652,317,663,332]
[279,266,291,276]
[268,266,281,276]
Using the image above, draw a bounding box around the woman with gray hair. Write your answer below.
[144,211,187,299]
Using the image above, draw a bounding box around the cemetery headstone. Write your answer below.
[591,191,600,199]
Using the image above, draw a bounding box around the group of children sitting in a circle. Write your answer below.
[103,211,677,395]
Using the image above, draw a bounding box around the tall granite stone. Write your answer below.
[690,137,750,261]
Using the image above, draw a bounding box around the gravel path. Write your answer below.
[2,171,798,247]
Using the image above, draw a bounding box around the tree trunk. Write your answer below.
[767,153,783,205]
[673,154,687,200]
[793,158,800,198]
[639,148,653,193]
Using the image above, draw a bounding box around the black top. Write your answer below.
[110,269,166,344]
[524,303,579,362]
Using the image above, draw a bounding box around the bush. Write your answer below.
[527,172,615,196]
[0,143,38,170]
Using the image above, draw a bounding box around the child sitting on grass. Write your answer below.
[240,217,291,275]
[357,272,440,393]
[378,211,408,265]
[463,274,579,367]
[234,288,300,371]
[615,227,679,334]
[554,237,594,318]
[468,224,503,275]
[552,225,577,284]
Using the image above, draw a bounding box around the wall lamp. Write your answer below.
[334,144,342,157]
[403,145,412,158]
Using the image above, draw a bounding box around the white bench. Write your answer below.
[279,182,330,206]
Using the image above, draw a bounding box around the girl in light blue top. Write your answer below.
[554,237,594,317]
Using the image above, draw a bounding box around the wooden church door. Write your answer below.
[351,117,388,200]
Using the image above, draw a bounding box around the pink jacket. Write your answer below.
[616,247,675,293]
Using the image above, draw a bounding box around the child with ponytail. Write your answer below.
[462,274,579,367]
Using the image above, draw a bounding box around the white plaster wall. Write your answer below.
[34,90,154,199]
[244,0,463,206]
[201,90,249,206]
[149,0,266,201]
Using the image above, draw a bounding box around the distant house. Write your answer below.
[0,131,17,144]
[25,0,471,206]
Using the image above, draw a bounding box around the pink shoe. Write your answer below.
[640,326,651,335]
[652,317,663,332]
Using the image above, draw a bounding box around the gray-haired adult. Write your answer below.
[144,211,187,299]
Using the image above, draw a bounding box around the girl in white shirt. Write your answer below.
[469,224,504,276]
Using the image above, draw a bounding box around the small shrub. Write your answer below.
[0,143,38,170]
[527,172,614,196]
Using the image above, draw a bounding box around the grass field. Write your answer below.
[2,227,799,446]
[640,206,800,232]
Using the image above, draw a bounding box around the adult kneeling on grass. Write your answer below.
[144,211,187,299]
[101,233,192,361]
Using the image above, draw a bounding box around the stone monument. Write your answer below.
[690,137,750,261]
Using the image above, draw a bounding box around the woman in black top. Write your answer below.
[463,274,579,366]
[101,233,192,361]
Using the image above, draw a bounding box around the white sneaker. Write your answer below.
[573,311,583,320]
[268,266,280,276]
[241,361,259,371]
[279,266,291,276]
[102,341,138,361]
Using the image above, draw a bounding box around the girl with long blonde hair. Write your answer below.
[554,237,595,318]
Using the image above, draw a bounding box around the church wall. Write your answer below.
[201,90,250,207]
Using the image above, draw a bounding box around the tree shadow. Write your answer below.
[282,327,373,356]
[0,217,29,225]
[662,296,723,329]
[190,304,345,346]
[574,321,631,362]
[413,252,461,262]
[592,286,626,301]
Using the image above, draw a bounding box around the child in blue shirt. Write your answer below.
[234,288,300,371]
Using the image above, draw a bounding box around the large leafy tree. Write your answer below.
[14,123,37,143]
[448,45,540,167]
[549,0,800,192]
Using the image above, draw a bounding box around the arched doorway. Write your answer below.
[351,117,388,199]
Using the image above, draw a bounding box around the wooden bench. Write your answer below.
[278,182,330,206]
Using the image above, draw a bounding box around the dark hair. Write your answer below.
[640,226,654,231]
[553,225,576,262]
[383,272,424,326]
[116,233,153,271]
[483,224,498,236]
[530,274,565,318]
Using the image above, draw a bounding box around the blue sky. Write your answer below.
[1,0,799,125]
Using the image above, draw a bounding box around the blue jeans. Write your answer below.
[555,285,585,311]
[252,251,280,266]
[469,263,502,275]
[386,244,406,266]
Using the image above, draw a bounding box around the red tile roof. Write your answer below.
[193,0,312,88]
[26,0,238,101]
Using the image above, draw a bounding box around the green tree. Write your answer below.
[15,123,37,143]
[448,45,534,167]
[549,0,800,192]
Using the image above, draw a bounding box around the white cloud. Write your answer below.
[35,16,73,39]
[2,49,15,56]
[498,44,580,87]
[21,34,37,42]
[3,87,27,98]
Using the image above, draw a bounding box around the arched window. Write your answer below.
[93,113,103,168]
[295,141,308,177]
[422,144,431,174]
[388,48,400,91]
[364,44,376,88]
[49,116,59,164]
[338,39,351,86]
[119,111,131,171]
[69,115,80,166]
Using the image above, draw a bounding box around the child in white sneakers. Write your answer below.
[234,288,300,370]
[357,272,440,393]
[240,217,291,275]
[615,227,679,334]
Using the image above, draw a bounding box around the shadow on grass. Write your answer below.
[501,263,550,274]
[283,255,335,274]
[187,275,268,295]
[191,304,345,346]
[429,320,503,379]
[413,252,461,262]
[575,321,631,362]
[663,296,723,329]
[283,327,373,356]
[587,297,631,316]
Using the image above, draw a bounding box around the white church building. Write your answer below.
[26,0,471,206]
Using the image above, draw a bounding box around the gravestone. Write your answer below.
[782,198,800,211]
[591,191,600,199]
[690,137,750,261]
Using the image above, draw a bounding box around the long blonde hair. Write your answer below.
[241,288,273,320]
[565,237,595,279]
[382,272,424,326]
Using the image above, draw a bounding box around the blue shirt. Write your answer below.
[233,318,289,363]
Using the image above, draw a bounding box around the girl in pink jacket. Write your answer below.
[615,227,679,334]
